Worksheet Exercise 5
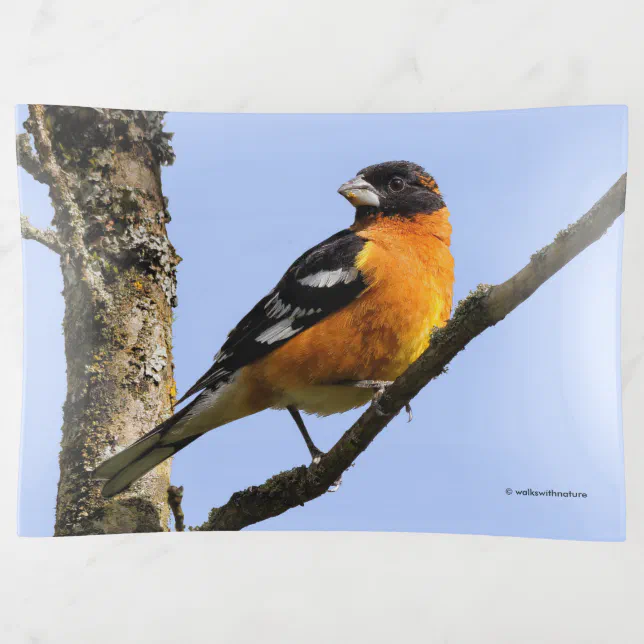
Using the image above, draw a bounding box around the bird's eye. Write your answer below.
[389,177,405,192]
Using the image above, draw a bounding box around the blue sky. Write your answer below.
[17,105,627,539]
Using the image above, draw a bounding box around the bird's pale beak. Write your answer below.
[338,175,381,207]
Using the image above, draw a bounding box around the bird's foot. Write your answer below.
[350,379,394,392]
[353,381,412,422]
[348,379,394,402]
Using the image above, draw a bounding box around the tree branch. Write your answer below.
[18,114,65,256]
[20,214,64,255]
[194,173,627,531]
[167,486,185,532]
[16,133,50,184]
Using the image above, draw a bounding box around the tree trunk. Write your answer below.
[21,105,180,535]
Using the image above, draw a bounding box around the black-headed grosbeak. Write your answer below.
[96,160,454,497]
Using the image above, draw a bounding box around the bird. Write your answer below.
[94,160,454,498]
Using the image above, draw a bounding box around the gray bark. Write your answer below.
[19,105,180,535]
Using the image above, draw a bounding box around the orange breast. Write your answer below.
[246,208,454,394]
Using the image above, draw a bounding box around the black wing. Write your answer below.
[177,229,368,403]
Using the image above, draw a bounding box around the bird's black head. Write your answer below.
[338,160,444,218]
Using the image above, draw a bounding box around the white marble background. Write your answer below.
[0,1,643,642]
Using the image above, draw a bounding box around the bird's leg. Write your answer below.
[347,380,413,422]
[287,405,324,464]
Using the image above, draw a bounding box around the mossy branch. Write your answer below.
[16,133,50,184]
[20,214,64,255]
[192,172,627,532]
[18,120,64,255]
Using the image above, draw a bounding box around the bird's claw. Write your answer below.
[405,402,413,423]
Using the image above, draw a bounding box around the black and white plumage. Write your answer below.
[176,228,368,403]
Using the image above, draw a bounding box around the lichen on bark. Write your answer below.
[20,106,180,535]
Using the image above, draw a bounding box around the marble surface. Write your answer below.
[1,1,643,642]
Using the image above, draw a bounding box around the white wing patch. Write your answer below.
[298,267,359,288]
[265,292,292,318]
[213,349,231,363]
[292,306,323,317]
[256,304,326,345]
[255,318,300,344]
[257,299,324,345]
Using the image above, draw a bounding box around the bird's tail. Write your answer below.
[94,398,201,498]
